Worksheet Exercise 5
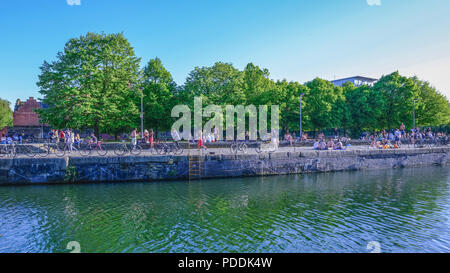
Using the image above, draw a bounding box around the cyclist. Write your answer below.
[90,132,98,144]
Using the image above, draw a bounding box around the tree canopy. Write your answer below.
[37,32,141,135]
[36,32,450,137]
[0,98,13,129]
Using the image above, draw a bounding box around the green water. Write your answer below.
[0,166,449,253]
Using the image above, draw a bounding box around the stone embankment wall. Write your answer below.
[0,147,448,185]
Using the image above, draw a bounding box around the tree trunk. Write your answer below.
[94,121,99,138]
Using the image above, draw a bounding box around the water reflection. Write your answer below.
[0,166,449,253]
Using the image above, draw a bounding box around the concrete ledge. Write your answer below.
[0,147,449,185]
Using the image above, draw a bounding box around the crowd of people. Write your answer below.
[2,122,449,154]
[361,123,450,149]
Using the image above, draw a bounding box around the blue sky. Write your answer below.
[1,0,450,109]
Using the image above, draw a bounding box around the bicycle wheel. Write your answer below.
[25,145,36,157]
[239,143,248,154]
[156,143,166,155]
[114,144,127,156]
[79,143,92,157]
[230,143,238,154]
[55,143,66,157]
[0,145,7,158]
[37,143,50,158]
[130,144,142,156]
[268,143,277,153]
[173,144,183,155]
[96,146,108,156]
[255,143,263,154]
[150,147,158,155]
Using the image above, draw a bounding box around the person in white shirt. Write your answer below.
[171,128,181,144]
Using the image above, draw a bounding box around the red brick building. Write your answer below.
[8,97,49,138]
[13,97,42,126]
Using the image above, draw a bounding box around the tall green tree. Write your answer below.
[183,62,245,106]
[412,77,450,127]
[141,57,177,132]
[343,83,382,134]
[0,98,13,129]
[273,80,309,133]
[37,32,141,136]
[372,71,419,130]
[303,78,344,133]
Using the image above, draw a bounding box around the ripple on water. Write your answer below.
[0,166,449,253]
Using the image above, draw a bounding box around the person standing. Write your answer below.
[131,128,138,146]
[197,132,206,150]
[149,129,155,148]
[66,129,74,153]
[171,128,181,145]
[60,130,65,143]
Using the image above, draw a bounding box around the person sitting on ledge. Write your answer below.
[334,140,344,150]
[327,139,335,149]
[313,139,319,150]
[318,140,327,150]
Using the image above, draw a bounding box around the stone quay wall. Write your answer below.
[0,147,448,185]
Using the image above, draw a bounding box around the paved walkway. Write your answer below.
[2,144,445,158]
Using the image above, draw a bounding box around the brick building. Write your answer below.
[8,97,49,138]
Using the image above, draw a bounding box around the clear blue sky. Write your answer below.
[1,0,450,109]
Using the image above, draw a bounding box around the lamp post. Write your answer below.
[413,98,418,130]
[299,93,305,138]
[139,87,144,139]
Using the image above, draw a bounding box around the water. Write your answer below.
[0,166,449,253]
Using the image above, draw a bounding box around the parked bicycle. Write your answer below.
[0,143,16,158]
[230,141,248,154]
[79,139,108,156]
[255,139,277,154]
[114,139,143,156]
[155,141,183,155]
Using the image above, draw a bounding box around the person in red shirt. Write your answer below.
[60,130,65,143]
[197,132,206,150]
[149,129,154,148]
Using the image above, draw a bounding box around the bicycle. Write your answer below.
[255,139,277,154]
[114,140,143,156]
[155,141,183,155]
[79,139,108,156]
[34,141,51,158]
[0,142,16,158]
[230,141,248,154]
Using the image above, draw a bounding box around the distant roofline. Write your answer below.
[331,76,378,83]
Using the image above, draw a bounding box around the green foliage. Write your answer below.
[412,77,450,127]
[0,98,13,129]
[35,32,450,136]
[37,32,141,135]
[372,71,420,129]
[141,57,177,132]
[303,78,344,131]
[64,164,77,183]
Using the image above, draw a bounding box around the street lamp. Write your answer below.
[299,93,305,138]
[139,87,144,140]
[413,98,418,130]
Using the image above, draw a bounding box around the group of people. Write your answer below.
[0,131,28,144]
[48,129,100,152]
[1,133,20,145]
[313,138,347,150]
[362,123,449,149]
[48,129,79,152]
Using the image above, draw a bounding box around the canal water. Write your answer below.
[0,166,449,253]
